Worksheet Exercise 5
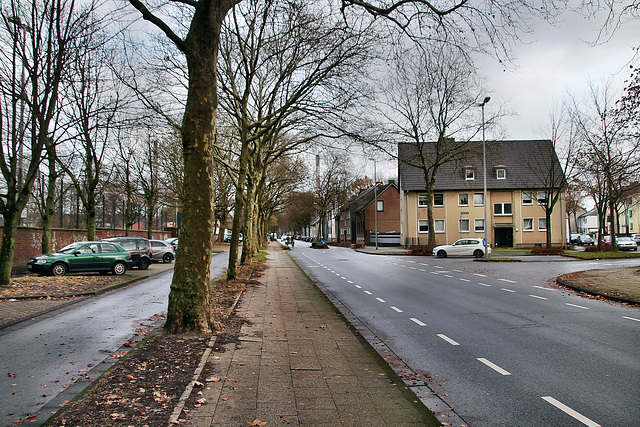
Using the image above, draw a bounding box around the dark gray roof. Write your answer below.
[351,182,397,212]
[398,140,565,191]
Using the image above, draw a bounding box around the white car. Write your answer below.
[432,238,490,258]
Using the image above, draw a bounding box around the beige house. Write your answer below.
[398,140,567,249]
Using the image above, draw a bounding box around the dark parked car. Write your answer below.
[569,233,580,244]
[101,237,153,269]
[577,234,594,245]
[151,240,175,263]
[27,241,133,276]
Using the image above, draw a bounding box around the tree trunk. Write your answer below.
[0,212,20,285]
[241,177,258,264]
[42,155,58,254]
[86,198,97,241]
[165,6,230,333]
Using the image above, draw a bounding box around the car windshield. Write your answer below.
[57,242,84,253]
[617,237,632,242]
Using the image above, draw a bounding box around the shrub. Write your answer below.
[584,245,611,253]
[410,247,431,256]
[529,246,564,255]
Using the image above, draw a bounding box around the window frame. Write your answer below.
[538,217,547,231]
[418,219,429,233]
[496,168,506,179]
[458,193,469,206]
[537,191,548,205]
[459,218,470,233]
[473,192,484,206]
[522,192,533,206]
[465,168,475,180]
[433,193,444,207]
[434,219,445,233]
[376,200,384,212]
[494,202,513,216]
[418,194,428,207]
[523,217,534,231]
[474,218,485,232]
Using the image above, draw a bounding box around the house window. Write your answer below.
[434,219,445,233]
[434,193,444,207]
[459,218,470,233]
[522,192,533,205]
[494,203,512,216]
[376,200,384,212]
[418,194,428,207]
[538,217,547,231]
[631,223,634,231]
[459,193,469,206]
[418,219,429,233]
[465,169,475,180]
[537,191,548,205]
[474,218,485,232]
[496,168,506,179]
[630,209,634,218]
[473,193,484,206]
[523,218,533,231]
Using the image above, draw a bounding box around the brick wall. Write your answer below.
[2,227,173,273]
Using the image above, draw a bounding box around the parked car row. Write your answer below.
[27,236,179,277]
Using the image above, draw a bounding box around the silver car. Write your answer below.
[151,240,176,263]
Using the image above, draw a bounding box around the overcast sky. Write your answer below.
[479,12,638,141]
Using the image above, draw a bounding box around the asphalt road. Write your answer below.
[289,245,640,427]
[0,251,230,426]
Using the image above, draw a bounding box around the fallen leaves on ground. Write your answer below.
[0,274,137,298]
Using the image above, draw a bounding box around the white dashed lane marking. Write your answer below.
[376,297,386,303]
[459,278,470,282]
[498,278,517,283]
[437,334,460,346]
[477,358,511,376]
[542,396,601,427]
[355,285,362,289]
[478,283,492,287]
[364,291,372,295]
[390,306,403,313]
[565,303,589,310]
[623,316,640,322]
[410,318,427,327]
[501,288,516,293]
[529,295,548,300]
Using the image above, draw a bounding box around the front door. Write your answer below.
[494,228,513,248]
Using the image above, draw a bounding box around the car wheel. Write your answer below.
[138,257,150,270]
[474,249,484,258]
[162,253,173,263]
[112,261,127,275]
[51,262,67,276]
[437,250,447,258]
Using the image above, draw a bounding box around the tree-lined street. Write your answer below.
[290,246,640,426]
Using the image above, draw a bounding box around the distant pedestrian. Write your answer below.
[290,239,295,248]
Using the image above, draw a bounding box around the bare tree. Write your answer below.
[57,26,122,242]
[216,0,376,275]
[0,0,91,284]
[381,43,488,250]
[571,80,640,249]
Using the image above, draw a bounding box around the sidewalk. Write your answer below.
[181,245,439,426]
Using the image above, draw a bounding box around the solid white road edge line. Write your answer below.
[477,358,511,375]
[437,334,460,346]
[541,396,601,427]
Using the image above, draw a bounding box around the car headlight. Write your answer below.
[35,259,48,264]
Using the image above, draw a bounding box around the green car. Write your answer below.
[27,241,134,276]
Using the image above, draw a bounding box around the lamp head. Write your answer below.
[483,96,491,105]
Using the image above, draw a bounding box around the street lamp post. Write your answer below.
[372,159,378,250]
[479,96,490,258]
